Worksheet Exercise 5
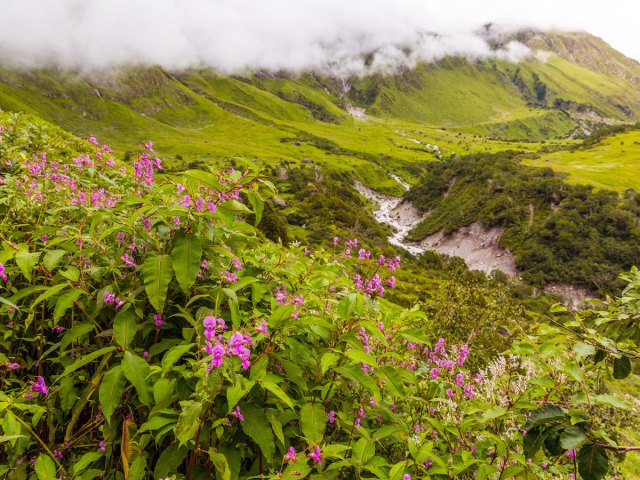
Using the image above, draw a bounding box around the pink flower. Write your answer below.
[255,319,269,336]
[224,271,238,284]
[7,363,19,370]
[30,376,48,396]
[307,445,322,464]
[0,263,7,281]
[328,411,336,424]
[403,475,411,480]
[144,141,154,152]
[231,405,244,421]
[154,314,163,327]
[284,446,296,463]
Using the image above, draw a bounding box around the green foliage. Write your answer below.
[405,151,640,293]
[0,116,638,480]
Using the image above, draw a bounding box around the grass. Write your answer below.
[527,129,640,192]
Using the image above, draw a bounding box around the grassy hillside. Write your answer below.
[527,127,640,192]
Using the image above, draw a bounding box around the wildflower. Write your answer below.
[196,198,204,212]
[284,446,296,463]
[177,183,186,194]
[328,411,336,424]
[231,258,243,270]
[333,236,339,247]
[30,376,48,396]
[52,450,63,460]
[117,232,125,244]
[144,141,154,152]
[41,234,47,243]
[431,368,439,379]
[88,136,98,145]
[7,363,19,370]
[0,263,7,281]
[403,475,411,480]
[53,325,64,334]
[154,314,163,327]
[307,446,322,464]
[99,441,106,453]
[224,271,238,284]
[255,319,269,336]
[291,311,299,320]
[231,405,244,421]
[463,384,475,399]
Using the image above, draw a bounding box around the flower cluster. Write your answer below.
[203,316,254,372]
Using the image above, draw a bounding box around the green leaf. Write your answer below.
[60,346,116,378]
[261,377,295,410]
[482,406,508,421]
[351,438,375,465]
[560,425,588,450]
[524,405,566,431]
[34,454,56,480]
[171,234,202,294]
[42,250,66,271]
[388,461,407,480]
[175,400,203,447]
[121,351,153,406]
[113,309,137,349]
[300,403,326,443]
[594,394,630,409]
[577,444,609,480]
[143,254,173,311]
[161,344,194,370]
[208,450,231,480]
[99,366,127,422]
[15,251,41,279]
[60,323,94,351]
[128,456,146,480]
[226,378,255,411]
[72,452,103,476]
[54,289,82,322]
[346,348,377,367]
[320,352,340,375]
[246,191,264,225]
[613,356,631,379]
[573,342,595,361]
[241,405,275,460]
[30,283,69,310]
[0,434,25,443]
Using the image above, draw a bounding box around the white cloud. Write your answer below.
[0,0,636,75]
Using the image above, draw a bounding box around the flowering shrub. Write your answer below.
[0,117,638,479]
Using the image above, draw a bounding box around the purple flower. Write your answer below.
[403,475,411,480]
[224,271,238,284]
[30,376,48,396]
[7,363,19,370]
[154,314,163,327]
[284,446,296,463]
[328,411,336,424]
[307,445,322,464]
[99,441,106,453]
[231,405,244,422]
[0,263,7,281]
[255,319,269,336]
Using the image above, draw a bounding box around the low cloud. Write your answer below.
[0,0,548,76]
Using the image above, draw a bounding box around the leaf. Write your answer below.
[300,403,326,443]
[208,450,231,480]
[524,405,566,431]
[60,346,116,378]
[351,438,375,465]
[30,283,69,310]
[261,377,295,410]
[54,289,82,322]
[226,378,255,411]
[482,406,508,421]
[573,342,596,361]
[320,352,340,375]
[0,434,25,443]
[34,454,56,480]
[241,404,275,460]
[60,323,94,351]
[560,425,588,450]
[175,400,203,447]
[161,344,194,370]
[99,366,127,422]
[72,452,103,476]
[121,415,134,479]
[346,348,377,367]
[613,356,631,379]
[388,461,408,480]
[128,456,146,480]
[171,234,202,294]
[246,190,264,225]
[594,394,630,409]
[15,251,41,279]
[142,254,173,311]
[577,444,609,480]
[113,309,137,349]
[42,250,66,271]
[121,351,153,406]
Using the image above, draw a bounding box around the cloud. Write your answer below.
[0,0,591,76]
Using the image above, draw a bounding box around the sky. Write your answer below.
[0,0,638,74]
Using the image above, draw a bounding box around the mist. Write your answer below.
[0,0,576,75]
